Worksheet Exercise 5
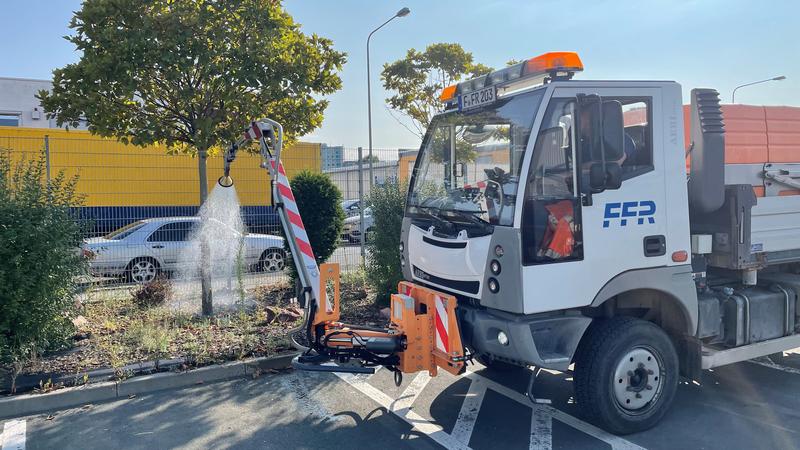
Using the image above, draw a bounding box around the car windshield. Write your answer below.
[103,221,145,240]
[407,88,545,229]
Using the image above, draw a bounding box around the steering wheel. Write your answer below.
[484,167,511,184]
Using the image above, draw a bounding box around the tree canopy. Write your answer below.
[381,43,491,138]
[39,0,346,153]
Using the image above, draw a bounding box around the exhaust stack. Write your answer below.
[688,88,726,214]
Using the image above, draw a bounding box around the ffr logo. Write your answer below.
[603,201,656,228]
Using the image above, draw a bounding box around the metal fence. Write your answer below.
[1,132,412,298]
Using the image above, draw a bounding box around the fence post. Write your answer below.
[358,147,366,266]
[44,135,51,183]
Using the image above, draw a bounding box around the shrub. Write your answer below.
[0,150,86,366]
[285,170,345,280]
[131,276,172,308]
[365,181,407,306]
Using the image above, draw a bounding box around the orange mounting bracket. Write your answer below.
[314,263,341,325]
[392,281,466,376]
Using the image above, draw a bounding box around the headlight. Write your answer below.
[490,260,501,275]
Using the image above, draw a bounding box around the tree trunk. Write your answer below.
[198,148,213,316]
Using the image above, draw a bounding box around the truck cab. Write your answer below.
[399,52,800,433]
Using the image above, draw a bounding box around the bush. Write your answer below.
[285,170,345,280]
[0,150,86,365]
[365,181,407,306]
[131,276,172,308]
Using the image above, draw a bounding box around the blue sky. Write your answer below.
[2,0,798,149]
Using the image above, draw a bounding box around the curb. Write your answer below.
[0,352,298,420]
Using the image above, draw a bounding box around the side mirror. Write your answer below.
[588,163,606,192]
[576,96,625,163]
[588,162,622,193]
[601,100,625,162]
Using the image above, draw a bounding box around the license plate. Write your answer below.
[459,86,496,111]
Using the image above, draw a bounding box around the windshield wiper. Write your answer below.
[439,208,493,228]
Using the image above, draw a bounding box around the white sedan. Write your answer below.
[82,217,287,283]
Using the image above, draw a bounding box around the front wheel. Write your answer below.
[574,317,678,435]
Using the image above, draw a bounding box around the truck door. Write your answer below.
[520,87,668,314]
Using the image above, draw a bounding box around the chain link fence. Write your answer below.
[1,133,413,299]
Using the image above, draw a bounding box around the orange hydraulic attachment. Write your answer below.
[311,263,466,376]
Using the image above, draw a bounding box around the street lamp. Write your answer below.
[732,75,786,103]
[366,7,410,190]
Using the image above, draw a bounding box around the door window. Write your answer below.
[147,221,195,242]
[619,98,654,178]
[522,98,583,265]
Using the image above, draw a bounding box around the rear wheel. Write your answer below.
[260,249,286,272]
[126,258,160,284]
[574,317,678,435]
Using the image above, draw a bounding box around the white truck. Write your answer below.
[398,52,800,434]
[226,51,800,436]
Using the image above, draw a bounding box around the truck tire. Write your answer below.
[574,317,678,435]
[475,354,526,372]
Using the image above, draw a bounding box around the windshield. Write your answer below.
[103,221,145,240]
[407,89,545,231]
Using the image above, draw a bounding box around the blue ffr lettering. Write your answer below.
[603,202,621,228]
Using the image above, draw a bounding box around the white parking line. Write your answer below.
[335,367,645,450]
[394,371,432,413]
[2,419,26,450]
[451,377,487,445]
[464,372,645,450]
[530,404,552,450]
[336,372,469,450]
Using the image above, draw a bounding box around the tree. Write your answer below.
[39,0,345,315]
[0,150,86,382]
[361,154,379,163]
[381,43,491,137]
[285,171,345,281]
[365,181,406,306]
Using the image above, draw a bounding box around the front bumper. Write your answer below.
[457,304,591,371]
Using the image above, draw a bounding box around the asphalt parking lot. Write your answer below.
[3,349,800,450]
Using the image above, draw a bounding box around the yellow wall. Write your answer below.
[0,127,320,207]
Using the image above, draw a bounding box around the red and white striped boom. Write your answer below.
[230,120,324,310]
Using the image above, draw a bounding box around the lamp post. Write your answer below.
[732,75,786,103]
[367,7,410,191]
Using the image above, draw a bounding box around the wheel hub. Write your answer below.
[613,347,662,411]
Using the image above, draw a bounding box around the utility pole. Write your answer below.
[367,7,410,193]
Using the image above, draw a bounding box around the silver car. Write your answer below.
[341,207,374,243]
[82,217,286,283]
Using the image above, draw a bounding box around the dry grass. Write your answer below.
[16,286,298,378]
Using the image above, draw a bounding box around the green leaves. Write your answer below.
[365,181,407,306]
[381,43,491,137]
[0,150,87,364]
[39,0,346,153]
[284,170,345,280]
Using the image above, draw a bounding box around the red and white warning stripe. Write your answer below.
[434,295,449,353]
[268,157,325,311]
[237,121,325,310]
